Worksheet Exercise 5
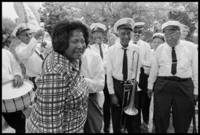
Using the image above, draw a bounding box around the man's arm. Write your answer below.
[81,50,105,93]
[192,45,198,96]
[15,38,38,61]
[105,49,115,94]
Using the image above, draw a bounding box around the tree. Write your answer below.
[39,2,198,38]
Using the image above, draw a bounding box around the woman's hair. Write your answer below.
[51,20,89,55]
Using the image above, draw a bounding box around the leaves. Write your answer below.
[38,2,198,37]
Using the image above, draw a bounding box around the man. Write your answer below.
[89,23,111,133]
[81,46,105,133]
[106,18,140,133]
[148,20,198,133]
[2,39,25,133]
[129,21,152,132]
[12,24,44,90]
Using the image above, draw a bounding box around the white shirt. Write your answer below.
[130,39,152,75]
[81,47,105,107]
[15,38,43,77]
[148,40,198,95]
[81,47,105,93]
[2,48,22,83]
[106,41,139,94]
[89,43,109,72]
[129,39,152,91]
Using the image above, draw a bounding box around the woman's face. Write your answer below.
[151,37,164,50]
[64,29,86,62]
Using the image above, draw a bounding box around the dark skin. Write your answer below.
[110,28,132,107]
[147,25,198,102]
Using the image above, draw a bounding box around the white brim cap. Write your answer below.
[161,20,181,31]
[133,22,145,28]
[90,23,107,32]
[12,23,42,37]
[12,23,28,37]
[113,18,134,34]
[152,32,164,39]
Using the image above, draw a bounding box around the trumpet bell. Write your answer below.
[124,106,138,116]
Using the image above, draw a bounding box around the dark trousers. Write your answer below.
[2,111,26,133]
[138,68,151,124]
[84,93,103,133]
[154,77,194,133]
[103,76,111,132]
[138,91,151,124]
[111,78,141,133]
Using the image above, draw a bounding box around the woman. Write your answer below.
[150,32,165,50]
[148,32,165,133]
[26,20,90,133]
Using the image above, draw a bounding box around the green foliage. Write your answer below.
[39,2,198,37]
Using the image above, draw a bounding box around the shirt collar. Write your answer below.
[116,41,131,50]
[166,40,181,50]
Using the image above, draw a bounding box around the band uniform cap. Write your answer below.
[12,23,30,37]
[161,20,181,31]
[114,18,134,33]
[133,22,145,29]
[152,32,165,41]
[90,23,107,32]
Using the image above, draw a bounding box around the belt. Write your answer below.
[112,77,134,84]
[158,76,191,82]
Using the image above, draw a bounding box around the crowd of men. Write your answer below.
[2,13,198,133]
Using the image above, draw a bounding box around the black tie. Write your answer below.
[171,47,177,75]
[122,48,128,81]
[99,44,103,59]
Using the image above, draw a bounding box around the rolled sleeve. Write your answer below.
[84,54,105,93]
[148,52,158,90]
[192,46,198,95]
[106,50,115,94]
[15,38,38,61]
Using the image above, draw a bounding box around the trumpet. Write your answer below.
[120,50,140,133]
[124,80,138,116]
[124,50,139,116]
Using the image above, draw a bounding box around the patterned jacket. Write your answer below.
[26,51,89,133]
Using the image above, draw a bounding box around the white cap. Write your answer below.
[90,23,107,32]
[113,18,134,34]
[133,22,145,28]
[161,20,181,31]
[152,32,164,39]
